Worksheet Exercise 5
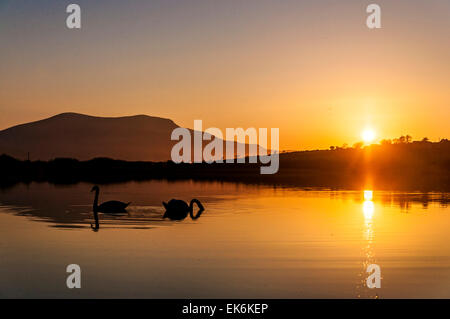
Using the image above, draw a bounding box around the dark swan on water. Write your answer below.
[162,199,204,221]
[91,185,130,214]
[90,185,130,230]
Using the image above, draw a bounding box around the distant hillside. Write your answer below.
[0,113,258,161]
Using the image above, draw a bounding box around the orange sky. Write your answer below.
[1,0,449,150]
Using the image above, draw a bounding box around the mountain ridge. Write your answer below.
[0,112,179,134]
[0,112,257,162]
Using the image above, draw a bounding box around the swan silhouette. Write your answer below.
[90,186,130,230]
[162,199,204,220]
[91,185,130,214]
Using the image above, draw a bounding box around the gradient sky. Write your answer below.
[1,0,449,150]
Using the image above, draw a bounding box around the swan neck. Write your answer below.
[189,199,203,220]
[189,200,194,218]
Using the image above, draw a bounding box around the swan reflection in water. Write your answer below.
[163,199,205,221]
[90,185,130,231]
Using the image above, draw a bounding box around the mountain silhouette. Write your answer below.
[0,113,259,161]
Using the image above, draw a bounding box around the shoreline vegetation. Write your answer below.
[1,139,449,191]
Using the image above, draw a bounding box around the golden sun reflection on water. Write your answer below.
[357,190,379,298]
[363,201,375,221]
[364,190,373,201]
[362,190,375,242]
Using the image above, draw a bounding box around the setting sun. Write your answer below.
[362,129,376,143]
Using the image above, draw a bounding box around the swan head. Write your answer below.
[91,185,99,192]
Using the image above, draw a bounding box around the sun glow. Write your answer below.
[362,129,376,143]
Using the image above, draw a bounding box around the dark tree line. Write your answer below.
[1,139,449,191]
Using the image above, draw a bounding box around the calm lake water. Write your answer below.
[0,181,449,298]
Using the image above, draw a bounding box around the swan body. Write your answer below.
[97,200,130,213]
[91,186,130,214]
[163,199,204,220]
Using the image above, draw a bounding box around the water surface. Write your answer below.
[0,181,449,298]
